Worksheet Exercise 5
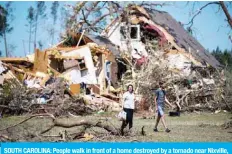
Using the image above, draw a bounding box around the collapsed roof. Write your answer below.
[145,8,221,69]
[103,5,221,69]
[85,34,120,57]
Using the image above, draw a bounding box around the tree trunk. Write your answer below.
[34,15,38,52]
[3,30,8,57]
[51,28,54,45]
[219,1,232,28]
[29,23,31,54]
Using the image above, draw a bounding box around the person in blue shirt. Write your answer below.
[154,82,173,133]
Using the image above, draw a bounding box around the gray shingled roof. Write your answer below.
[85,34,120,57]
[145,9,221,68]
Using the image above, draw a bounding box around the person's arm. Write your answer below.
[154,95,158,112]
[121,92,126,109]
[165,96,173,108]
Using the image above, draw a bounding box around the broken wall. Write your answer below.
[61,46,97,84]
[105,21,148,57]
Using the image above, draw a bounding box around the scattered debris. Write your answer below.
[0,4,230,141]
[222,121,232,129]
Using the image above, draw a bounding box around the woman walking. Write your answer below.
[121,84,135,135]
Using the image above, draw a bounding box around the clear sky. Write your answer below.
[0,1,231,57]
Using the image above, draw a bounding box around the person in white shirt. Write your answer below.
[121,84,135,135]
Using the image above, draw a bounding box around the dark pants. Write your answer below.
[121,108,134,135]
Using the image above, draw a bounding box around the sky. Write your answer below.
[0,1,231,57]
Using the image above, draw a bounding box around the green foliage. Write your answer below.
[212,46,232,71]
[36,2,46,19]
[51,1,59,24]
[27,6,35,24]
[0,3,14,36]
[26,6,35,53]
[212,46,232,111]
[26,6,35,29]
[38,40,43,50]
[0,2,14,56]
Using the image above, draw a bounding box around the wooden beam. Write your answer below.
[89,46,110,55]
[52,55,83,60]
[0,57,29,62]
[48,45,90,53]
[47,64,61,77]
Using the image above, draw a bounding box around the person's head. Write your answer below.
[127,84,133,93]
[158,81,164,89]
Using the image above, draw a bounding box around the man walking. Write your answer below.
[154,82,173,133]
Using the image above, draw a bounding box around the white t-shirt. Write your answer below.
[123,91,135,109]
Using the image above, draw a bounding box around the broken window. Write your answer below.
[130,26,138,39]
[81,69,88,77]
[78,58,87,70]
[120,24,140,40]
[120,26,127,40]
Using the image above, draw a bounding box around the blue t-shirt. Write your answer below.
[155,89,166,107]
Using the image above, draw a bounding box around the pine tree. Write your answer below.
[50,1,59,44]
[0,2,14,57]
[26,6,35,54]
[34,2,46,51]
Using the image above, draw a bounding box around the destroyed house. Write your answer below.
[0,5,221,99]
[0,31,121,98]
[102,5,221,76]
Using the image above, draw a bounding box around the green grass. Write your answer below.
[0,112,231,142]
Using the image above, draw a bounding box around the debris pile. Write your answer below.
[0,4,230,116]
[101,5,228,112]
[0,35,122,116]
[0,78,91,116]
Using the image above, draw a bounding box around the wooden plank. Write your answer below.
[0,57,29,62]
[52,55,83,60]
[102,54,106,93]
[89,46,110,55]
[101,93,119,102]
[33,49,48,73]
[47,64,61,77]
[90,84,100,95]
[7,66,44,78]
[2,63,25,74]
[50,45,90,53]
[70,84,80,95]
[122,56,133,66]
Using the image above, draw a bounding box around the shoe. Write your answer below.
[165,128,171,133]
[153,128,158,132]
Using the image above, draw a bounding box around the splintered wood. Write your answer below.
[33,49,49,73]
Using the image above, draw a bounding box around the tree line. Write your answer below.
[0,2,231,57]
[0,1,62,56]
[212,47,232,72]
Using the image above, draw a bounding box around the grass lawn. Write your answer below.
[0,112,231,142]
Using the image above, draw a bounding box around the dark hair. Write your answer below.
[127,84,134,92]
[159,81,163,85]
[159,81,164,88]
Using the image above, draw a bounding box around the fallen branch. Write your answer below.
[0,113,55,131]
[0,134,15,141]
[221,94,232,112]
[0,105,11,109]
[53,119,119,135]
